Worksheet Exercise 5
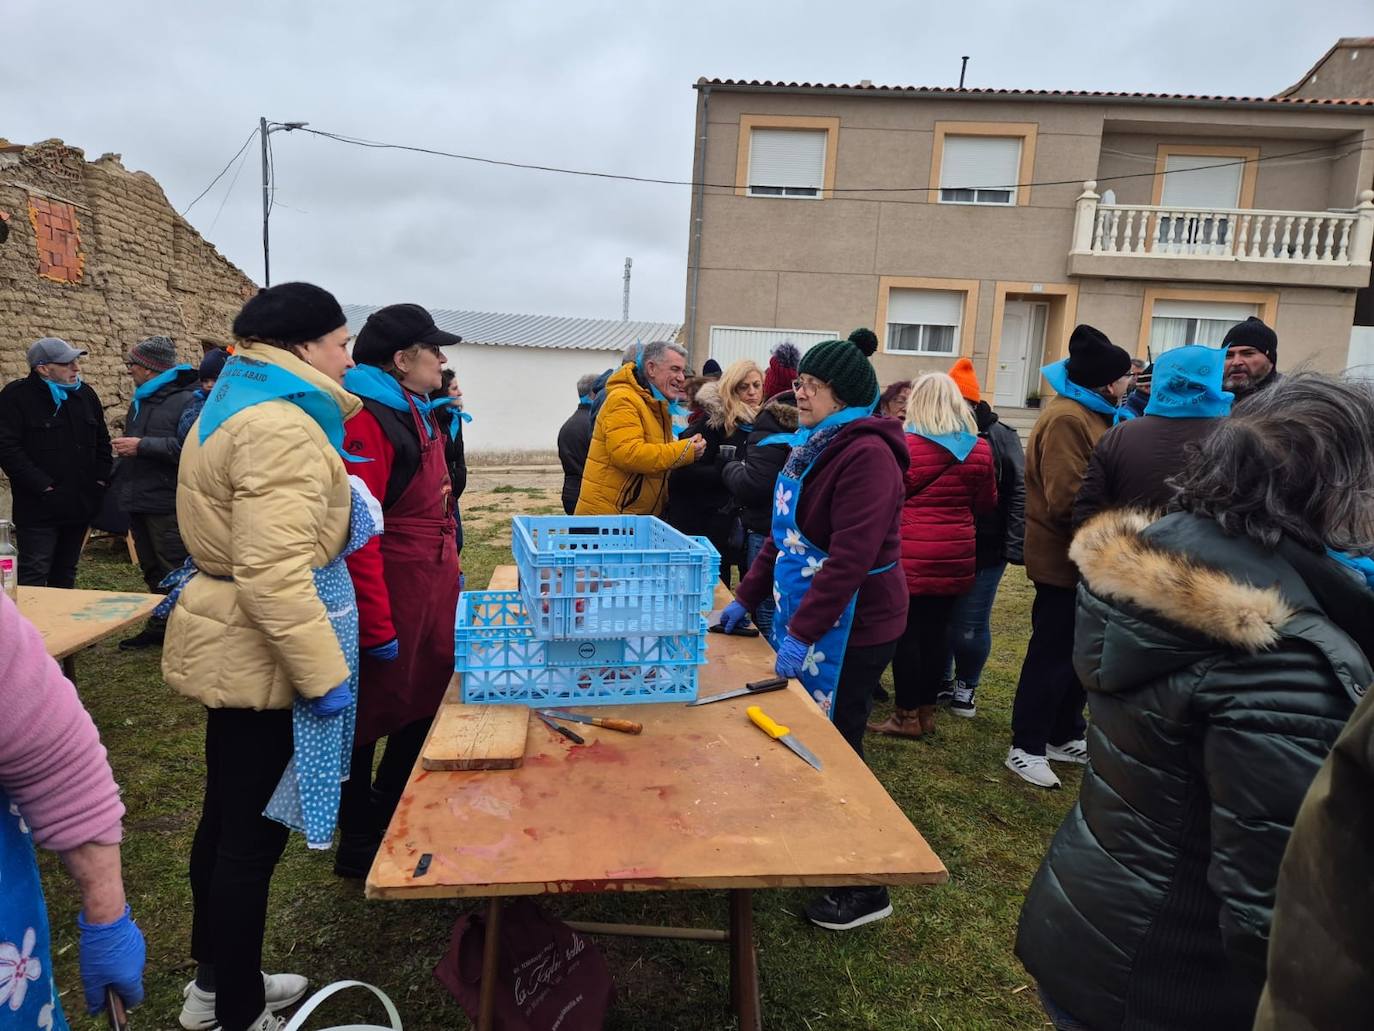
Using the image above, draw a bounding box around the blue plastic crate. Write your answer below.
[512,515,720,639]
[454,590,704,706]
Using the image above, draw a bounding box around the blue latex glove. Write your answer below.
[775,634,809,679]
[78,905,146,1014]
[310,681,352,717]
[365,638,399,661]
[719,600,750,633]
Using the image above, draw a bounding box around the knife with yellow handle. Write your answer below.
[747,705,823,771]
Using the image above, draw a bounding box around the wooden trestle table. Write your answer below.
[366,565,947,1029]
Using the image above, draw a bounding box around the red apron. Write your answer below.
[355,398,461,746]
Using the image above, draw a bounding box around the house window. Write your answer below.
[886,289,966,355]
[939,136,1021,205]
[1148,298,1259,357]
[747,128,827,198]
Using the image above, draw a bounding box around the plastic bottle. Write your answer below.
[0,519,16,602]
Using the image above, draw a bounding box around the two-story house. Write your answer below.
[682,40,1374,418]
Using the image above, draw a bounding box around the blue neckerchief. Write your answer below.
[578,394,593,405]
[199,355,363,462]
[1040,360,1119,419]
[1327,549,1374,591]
[633,346,690,417]
[1112,405,1139,426]
[131,365,192,420]
[1143,345,1234,420]
[768,399,876,449]
[42,375,82,414]
[344,364,444,439]
[905,427,977,461]
[427,397,470,439]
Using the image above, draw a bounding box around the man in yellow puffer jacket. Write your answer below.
[575,340,705,515]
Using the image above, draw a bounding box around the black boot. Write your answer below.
[119,618,166,650]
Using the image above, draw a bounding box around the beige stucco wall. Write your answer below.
[685,85,1374,391]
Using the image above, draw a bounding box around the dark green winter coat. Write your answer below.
[1016,509,1371,1031]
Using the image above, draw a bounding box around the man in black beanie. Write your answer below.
[1008,324,1133,789]
[1222,316,1279,399]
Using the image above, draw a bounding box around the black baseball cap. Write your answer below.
[352,303,461,366]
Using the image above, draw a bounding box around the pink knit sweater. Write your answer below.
[0,592,124,851]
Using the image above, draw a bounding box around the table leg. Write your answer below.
[477,897,503,1031]
[61,655,77,685]
[728,889,761,1031]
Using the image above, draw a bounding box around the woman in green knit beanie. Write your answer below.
[719,326,911,930]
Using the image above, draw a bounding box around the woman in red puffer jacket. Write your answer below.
[870,372,996,740]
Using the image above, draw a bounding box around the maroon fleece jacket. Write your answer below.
[735,416,909,648]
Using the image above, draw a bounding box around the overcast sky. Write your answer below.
[4,0,1369,323]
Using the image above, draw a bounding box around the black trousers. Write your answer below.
[16,522,87,588]
[893,594,959,710]
[189,707,293,1031]
[832,640,900,760]
[338,717,434,843]
[128,510,188,594]
[1010,583,1086,755]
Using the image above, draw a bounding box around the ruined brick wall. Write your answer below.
[0,138,257,514]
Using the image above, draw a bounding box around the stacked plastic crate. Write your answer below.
[454,515,720,706]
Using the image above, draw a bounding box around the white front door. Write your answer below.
[995,301,1048,408]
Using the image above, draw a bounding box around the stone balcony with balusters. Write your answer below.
[1067,181,1374,289]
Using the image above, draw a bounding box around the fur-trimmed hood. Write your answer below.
[692,380,728,431]
[759,396,798,432]
[1071,509,1292,653]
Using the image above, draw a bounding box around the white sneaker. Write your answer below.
[1006,747,1061,789]
[243,1011,285,1031]
[180,973,308,1030]
[1047,739,1090,765]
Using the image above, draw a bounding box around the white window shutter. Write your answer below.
[1160,154,1244,209]
[749,129,827,190]
[940,136,1021,192]
[1151,299,1258,322]
[888,289,964,327]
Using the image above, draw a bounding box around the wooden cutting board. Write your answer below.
[421,703,530,771]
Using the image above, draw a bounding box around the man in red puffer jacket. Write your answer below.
[870,373,996,739]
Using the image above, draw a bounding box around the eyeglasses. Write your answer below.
[792,376,827,397]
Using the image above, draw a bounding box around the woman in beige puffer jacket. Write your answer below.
[161,282,363,1031]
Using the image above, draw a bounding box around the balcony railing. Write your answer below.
[1070,181,1374,268]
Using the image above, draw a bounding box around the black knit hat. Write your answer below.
[353,303,461,367]
[232,282,346,346]
[1065,324,1132,389]
[1222,317,1277,364]
[797,328,880,407]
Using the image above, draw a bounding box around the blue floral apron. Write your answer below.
[0,790,69,1031]
[768,461,895,720]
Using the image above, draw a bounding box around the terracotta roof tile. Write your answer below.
[695,78,1374,108]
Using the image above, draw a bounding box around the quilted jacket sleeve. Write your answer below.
[342,410,398,647]
[602,391,694,475]
[228,419,349,698]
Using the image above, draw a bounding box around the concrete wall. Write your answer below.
[684,86,1374,390]
[440,342,621,453]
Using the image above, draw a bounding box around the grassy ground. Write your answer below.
[43,476,1078,1030]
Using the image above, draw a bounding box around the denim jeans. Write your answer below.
[943,562,1007,688]
[744,530,776,642]
[1039,989,1094,1030]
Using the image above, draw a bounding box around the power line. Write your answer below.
[208,133,254,234]
[294,125,1372,198]
[182,127,259,216]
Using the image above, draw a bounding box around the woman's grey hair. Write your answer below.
[576,373,599,397]
[1171,371,1374,553]
[640,340,688,366]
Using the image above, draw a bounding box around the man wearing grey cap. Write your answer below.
[0,337,112,588]
[109,334,198,649]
